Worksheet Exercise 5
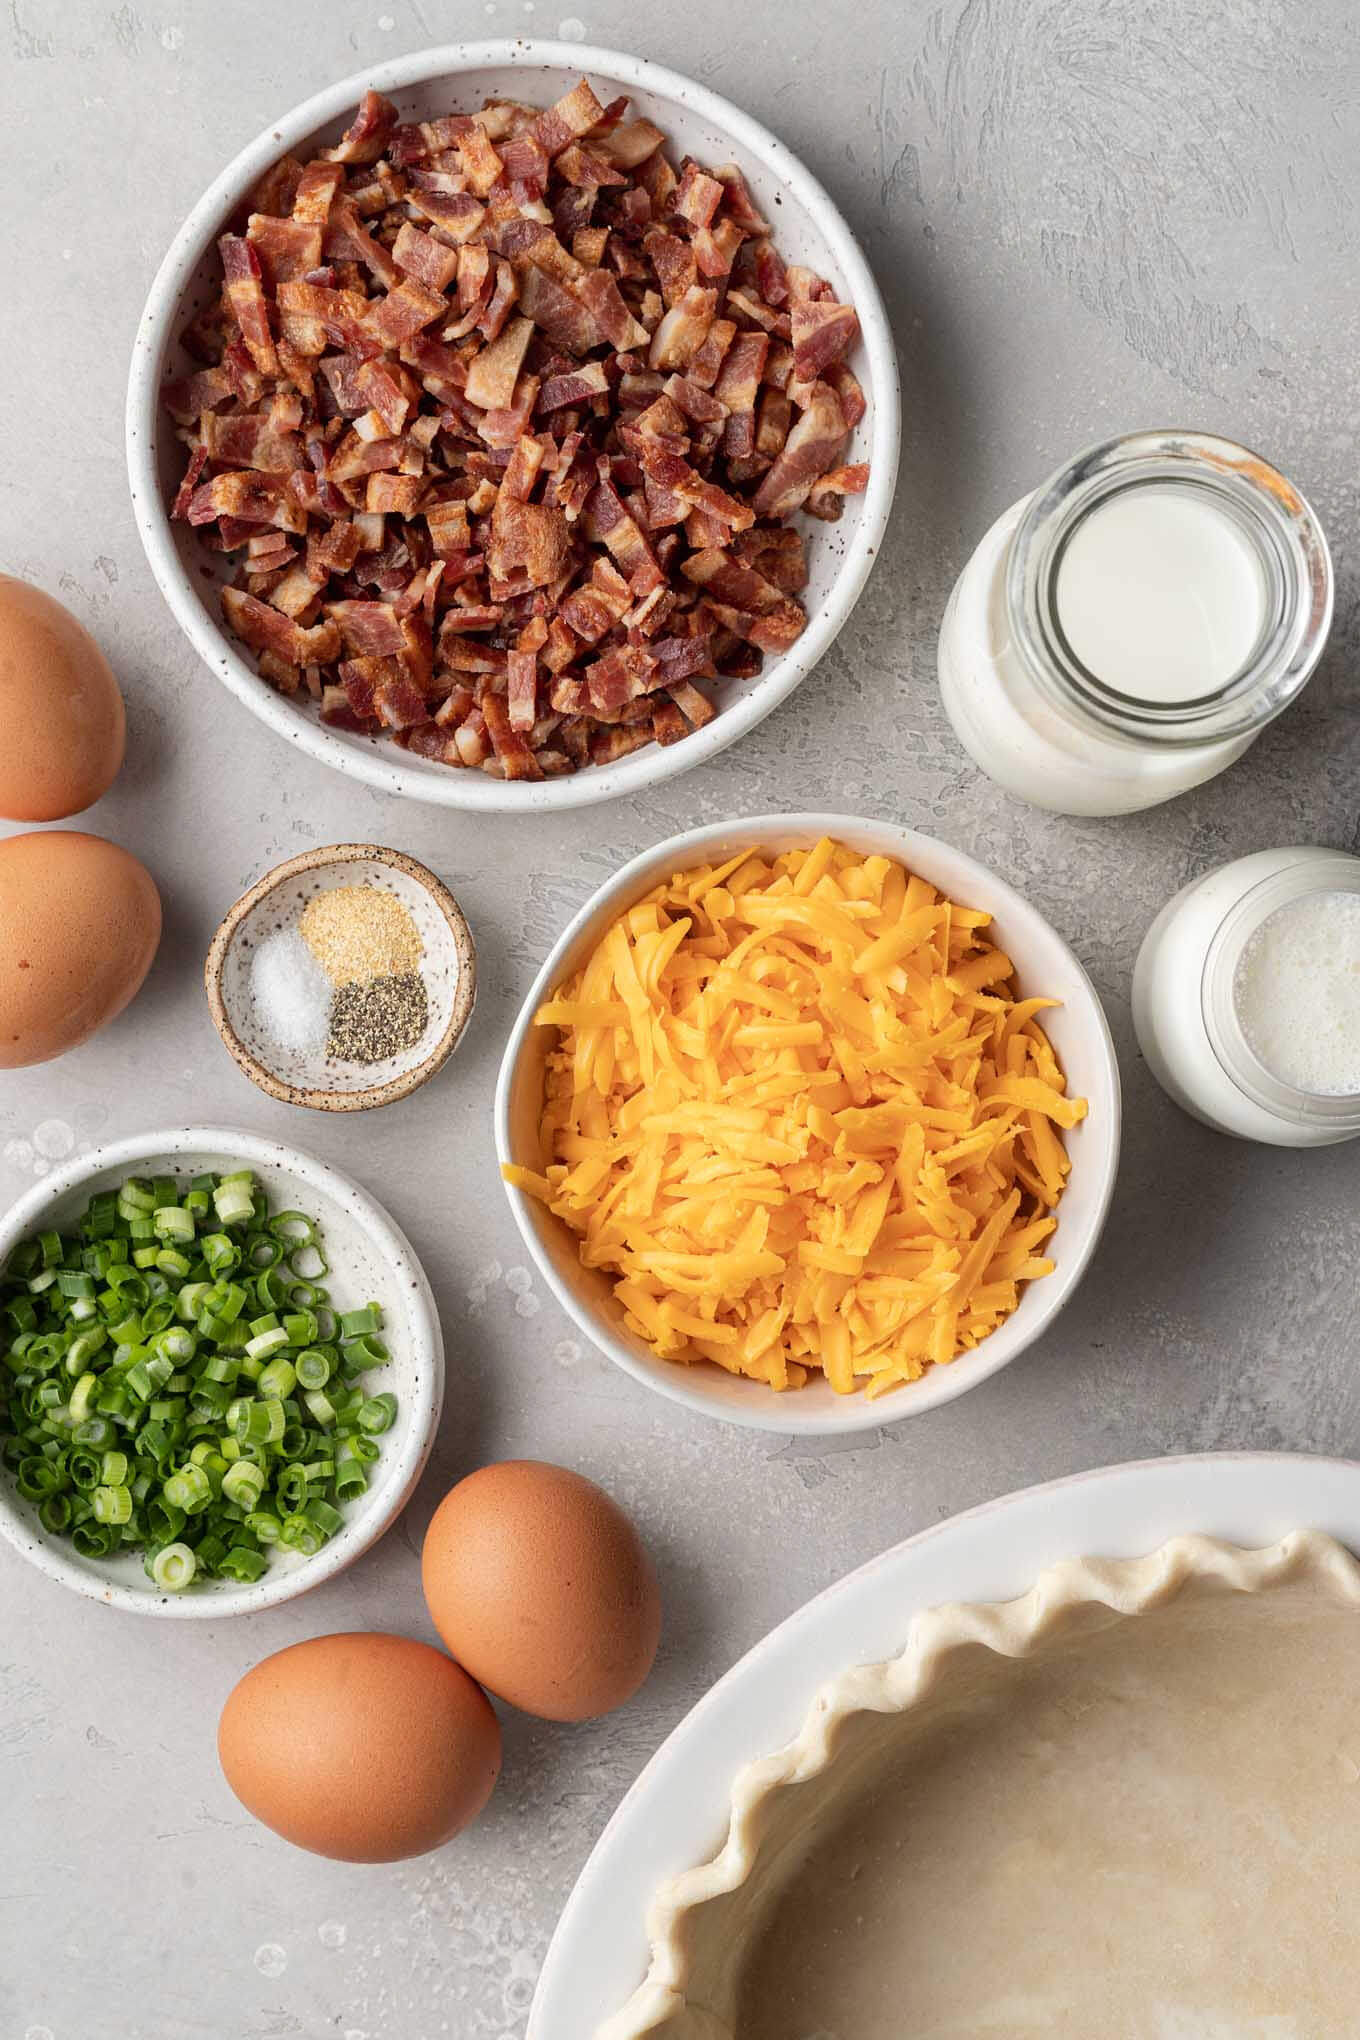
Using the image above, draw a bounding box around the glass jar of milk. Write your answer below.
[937,430,1333,816]
[1132,848,1360,1146]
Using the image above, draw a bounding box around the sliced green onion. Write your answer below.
[151,1542,196,1591]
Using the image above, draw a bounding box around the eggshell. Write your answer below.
[0,575,125,820]
[218,1632,501,1862]
[421,1460,661,1723]
[0,830,161,1067]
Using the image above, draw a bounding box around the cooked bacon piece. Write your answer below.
[325,599,405,656]
[517,264,600,354]
[583,477,664,593]
[556,141,627,189]
[391,222,460,294]
[364,277,448,349]
[292,160,345,225]
[353,357,416,434]
[457,123,505,195]
[488,493,570,589]
[790,297,860,382]
[539,361,611,412]
[752,381,848,517]
[692,217,745,280]
[366,473,427,515]
[714,331,769,458]
[189,472,306,534]
[643,228,698,307]
[247,215,324,287]
[389,114,474,165]
[639,448,755,534]
[223,586,340,665]
[407,179,487,244]
[481,690,543,778]
[249,153,304,219]
[598,118,665,170]
[586,642,658,712]
[534,77,608,157]
[202,412,303,473]
[712,164,768,233]
[170,444,208,520]
[667,677,717,727]
[575,266,650,351]
[824,360,866,430]
[162,365,234,422]
[276,280,372,354]
[220,235,279,376]
[648,285,717,370]
[325,90,398,166]
[464,316,534,410]
[671,160,724,230]
[506,647,539,729]
[681,546,788,613]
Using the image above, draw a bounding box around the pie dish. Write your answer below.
[598,1527,1360,2037]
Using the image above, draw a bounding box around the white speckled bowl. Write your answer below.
[497,815,1122,1435]
[0,1128,443,1617]
[126,40,900,812]
[205,844,477,1111]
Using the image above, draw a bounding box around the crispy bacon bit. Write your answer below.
[169,75,869,782]
[464,315,534,410]
[790,296,861,382]
[325,90,398,167]
[223,586,340,665]
[752,381,849,518]
[220,235,279,377]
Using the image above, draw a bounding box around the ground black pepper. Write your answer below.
[327,972,428,1064]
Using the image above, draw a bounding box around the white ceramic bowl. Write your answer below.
[126,41,900,813]
[496,814,1122,1434]
[530,1451,1360,2037]
[0,1127,443,1617]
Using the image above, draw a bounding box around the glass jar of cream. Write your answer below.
[1132,847,1360,1146]
[937,431,1333,816]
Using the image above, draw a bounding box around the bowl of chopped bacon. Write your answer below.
[127,43,899,809]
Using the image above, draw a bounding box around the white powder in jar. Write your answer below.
[1233,889,1360,1097]
[250,926,332,1055]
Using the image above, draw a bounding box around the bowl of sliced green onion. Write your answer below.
[0,1127,443,1615]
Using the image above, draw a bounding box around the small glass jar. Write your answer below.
[1132,847,1360,1147]
[936,430,1333,817]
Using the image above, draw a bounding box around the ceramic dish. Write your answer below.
[0,1127,443,1617]
[126,41,900,814]
[205,844,477,1111]
[529,1450,1360,2039]
[496,813,1121,1435]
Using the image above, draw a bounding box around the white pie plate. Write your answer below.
[529,1449,1360,2038]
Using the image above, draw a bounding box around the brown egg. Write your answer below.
[0,576,125,820]
[421,1461,661,1723]
[218,1632,501,1862]
[0,831,161,1067]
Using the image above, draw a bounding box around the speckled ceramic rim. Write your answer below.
[495,813,1123,1436]
[0,1126,444,1619]
[125,39,901,813]
[205,843,478,1111]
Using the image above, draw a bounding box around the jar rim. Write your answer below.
[1006,430,1333,747]
[1200,855,1360,1127]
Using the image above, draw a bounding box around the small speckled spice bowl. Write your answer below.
[0,1127,443,1618]
[205,844,477,1112]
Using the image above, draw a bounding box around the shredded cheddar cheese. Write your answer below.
[504,841,1088,1398]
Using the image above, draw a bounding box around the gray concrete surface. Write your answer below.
[3,3,1360,2035]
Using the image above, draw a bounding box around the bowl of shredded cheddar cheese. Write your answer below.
[497,817,1120,1432]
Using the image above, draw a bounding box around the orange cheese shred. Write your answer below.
[503,840,1088,1398]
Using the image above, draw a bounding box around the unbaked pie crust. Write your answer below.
[598,1530,1360,2038]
